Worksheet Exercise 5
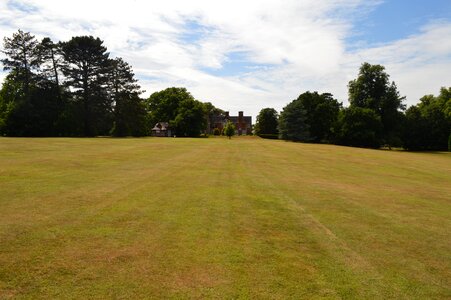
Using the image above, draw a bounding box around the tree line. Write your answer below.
[255,63,450,151]
[0,30,216,137]
[1,30,450,150]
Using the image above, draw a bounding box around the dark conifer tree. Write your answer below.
[60,36,112,136]
[38,38,62,95]
[109,57,147,136]
[1,30,40,100]
[0,30,45,135]
[255,108,279,137]
[278,99,310,141]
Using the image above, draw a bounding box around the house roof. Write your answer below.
[152,122,170,131]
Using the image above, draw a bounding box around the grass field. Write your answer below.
[0,137,450,299]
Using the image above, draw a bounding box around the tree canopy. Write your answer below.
[295,91,341,142]
[109,57,146,137]
[0,30,147,137]
[348,62,405,146]
[255,108,278,136]
[223,120,235,139]
[278,98,309,142]
[1,30,449,150]
[1,29,40,99]
[145,87,210,137]
[173,98,207,137]
[61,36,112,136]
[335,106,383,148]
[146,87,193,126]
[403,87,451,150]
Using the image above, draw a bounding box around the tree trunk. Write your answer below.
[82,64,91,136]
[50,47,61,106]
[22,42,30,100]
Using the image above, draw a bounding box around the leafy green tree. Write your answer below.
[203,101,224,134]
[255,108,278,136]
[109,57,146,136]
[173,98,207,137]
[223,120,235,139]
[348,62,405,146]
[60,36,112,136]
[278,99,309,141]
[335,106,383,148]
[0,73,23,135]
[146,87,208,137]
[110,93,147,137]
[295,91,341,142]
[403,106,427,150]
[146,87,192,126]
[0,71,60,136]
[403,87,451,150]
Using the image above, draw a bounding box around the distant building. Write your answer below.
[229,111,252,135]
[208,111,252,135]
[151,122,172,137]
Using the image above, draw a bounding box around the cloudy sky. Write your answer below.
[1,0,451,118]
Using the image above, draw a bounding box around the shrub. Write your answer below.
[223,121,235,139]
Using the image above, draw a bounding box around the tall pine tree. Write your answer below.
[0,30,44,135]
[1,30,40,99]
[38,38,62,95]
[109,57,147,136]
[61,36,112,136]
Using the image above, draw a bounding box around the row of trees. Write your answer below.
[0,30,220,137]
[404,89,450,150]
[1,30,449,149]
[255,63,450,151]
[0,30,149,136]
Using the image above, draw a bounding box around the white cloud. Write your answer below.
[0,0,450,118]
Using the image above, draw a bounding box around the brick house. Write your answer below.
[208,111,252,135]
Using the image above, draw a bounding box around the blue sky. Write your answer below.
[349,0,451,44]
[1,0,451,118]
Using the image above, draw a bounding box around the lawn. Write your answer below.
[0,137,450,299]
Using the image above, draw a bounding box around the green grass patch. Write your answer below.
[0,137,450,298]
